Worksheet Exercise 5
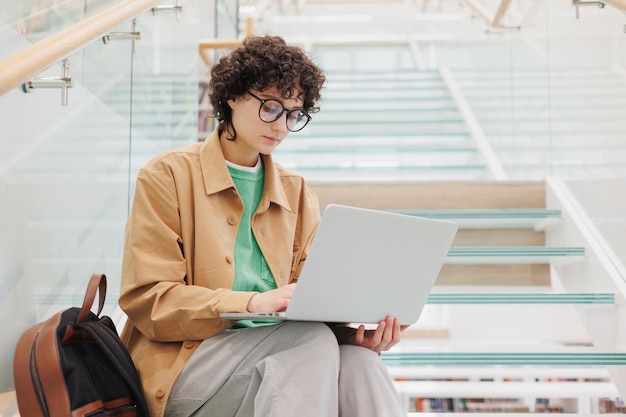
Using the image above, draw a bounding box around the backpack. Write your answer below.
[13,273,150,417]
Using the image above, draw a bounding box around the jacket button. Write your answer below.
[225,255,233,264]
[227,216,236,225]
[183,341,195,349]
[155,388,165,398]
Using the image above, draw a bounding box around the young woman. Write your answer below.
[119,35,407,417]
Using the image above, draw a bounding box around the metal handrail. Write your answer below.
[0,0,159,97]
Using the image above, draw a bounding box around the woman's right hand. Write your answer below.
[246,283,296,313]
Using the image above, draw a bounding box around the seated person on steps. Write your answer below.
[119,34,408,417]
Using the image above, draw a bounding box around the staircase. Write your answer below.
[311,180,625,413]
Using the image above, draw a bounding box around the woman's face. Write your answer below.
[224,86,304,166]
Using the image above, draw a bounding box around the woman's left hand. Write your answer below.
[350,316,409,354]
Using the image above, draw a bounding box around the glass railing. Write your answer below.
[455,68,626,180]
[0,0,203,393]
[0,0,123,49]
[215,0,240,39]
[259,1,626,182]
[565,179,626,277]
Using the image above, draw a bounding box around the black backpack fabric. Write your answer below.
[13,273,150,417]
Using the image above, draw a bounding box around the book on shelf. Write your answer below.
[413,397,529,413]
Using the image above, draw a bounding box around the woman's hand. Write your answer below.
[246,283,296,313]
[350,316,408,354]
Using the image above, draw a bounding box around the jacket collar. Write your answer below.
[199,129,292,212]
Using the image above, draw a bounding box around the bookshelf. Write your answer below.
[389,366,623,413]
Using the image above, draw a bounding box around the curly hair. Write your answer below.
[209,35,326,140]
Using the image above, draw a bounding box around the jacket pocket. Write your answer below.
[261,257,276,286]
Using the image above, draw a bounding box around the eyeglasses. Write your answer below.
[248,91,311,132]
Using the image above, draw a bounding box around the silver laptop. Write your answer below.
[220,204,458,325]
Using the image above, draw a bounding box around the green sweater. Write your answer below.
[227,160,279,327]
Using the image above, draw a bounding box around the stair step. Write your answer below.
[389,209,560,229]
[426,293,614,304]
[382,352,626,366]
[446,246,585,264]
[311,181,547,211]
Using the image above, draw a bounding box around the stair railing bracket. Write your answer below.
[102,19,140,53]
[573,0,606,18]
[20,58,73,106]
[152,1,182,20]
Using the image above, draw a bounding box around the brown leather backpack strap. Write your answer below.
[36,313,72,417]
[13,323,47,417]
[77,274,107,323]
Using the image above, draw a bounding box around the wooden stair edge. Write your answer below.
[310,180,546,210]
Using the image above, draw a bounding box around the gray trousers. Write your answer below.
[165,321,406,417]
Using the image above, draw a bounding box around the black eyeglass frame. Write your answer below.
[247,91,311,132]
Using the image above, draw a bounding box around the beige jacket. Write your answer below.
[119,130,321,417]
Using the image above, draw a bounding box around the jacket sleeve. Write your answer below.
[119,167,252,342]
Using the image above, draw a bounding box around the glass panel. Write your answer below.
[215,0,239,39]
[0,0,200,393]
[541,2,626,180]
[0,23,134,394]
[0,0,128,56]
[443,1,626,180]
[565,178,626,277]
[199,1,243,139]
[127,0,200,223]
